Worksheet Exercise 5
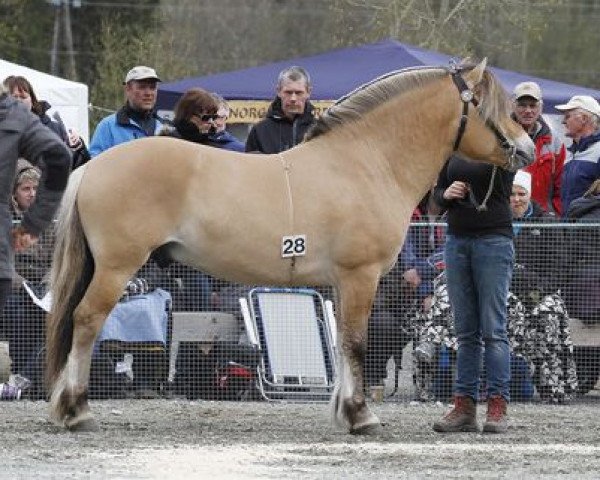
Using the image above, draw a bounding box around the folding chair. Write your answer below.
[239,287,337,402]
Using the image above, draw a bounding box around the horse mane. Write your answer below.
[304,62,510,142]
[305,66,447,141]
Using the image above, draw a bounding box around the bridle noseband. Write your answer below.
[449,65,522,171]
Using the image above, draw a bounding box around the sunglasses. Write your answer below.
[198,113,219,122]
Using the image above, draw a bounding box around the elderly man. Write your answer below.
[555,95,600,214]
[89,66,166,157]
[245,65,315,154]
[512,82,566,215]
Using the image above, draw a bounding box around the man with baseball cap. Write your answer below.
[89,65,166,157]
[555,95,600,214]
[512,81,566,215]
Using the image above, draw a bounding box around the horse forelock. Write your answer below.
[304,66,448,141]
[475,69,512,132]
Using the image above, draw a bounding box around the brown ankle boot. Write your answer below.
[432,395,479,432]
[483,395,508,433]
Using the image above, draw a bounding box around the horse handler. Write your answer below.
[431,154,532,434]
[0,83,71,340]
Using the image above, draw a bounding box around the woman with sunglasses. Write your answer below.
[162,88,222,148]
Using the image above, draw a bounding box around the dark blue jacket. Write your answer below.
[208,130,245,152]
[561,131,600,215]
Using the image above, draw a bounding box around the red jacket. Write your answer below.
[524,118,566,215]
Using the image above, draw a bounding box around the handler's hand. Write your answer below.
[12,226,38,252]
[443,181,469,201]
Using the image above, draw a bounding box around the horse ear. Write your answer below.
[464,58,488,89]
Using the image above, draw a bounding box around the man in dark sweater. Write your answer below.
[245,66,315,154]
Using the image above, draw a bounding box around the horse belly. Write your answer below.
[173,219,332,287]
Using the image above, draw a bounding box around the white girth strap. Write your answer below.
[278,153,295,234]
[278,153,298,274]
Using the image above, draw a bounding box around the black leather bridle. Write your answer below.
[449,66,524,171]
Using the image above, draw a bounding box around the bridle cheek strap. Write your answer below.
[450,70,478,151]
[453,100,470,151]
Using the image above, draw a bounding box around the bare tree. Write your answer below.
[329,0,549,65]
[158,0,338,75]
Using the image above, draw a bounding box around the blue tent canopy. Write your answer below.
[157,38,600,114]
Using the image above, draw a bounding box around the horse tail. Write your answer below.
[46,165,94,391]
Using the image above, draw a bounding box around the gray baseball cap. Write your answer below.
[123,66,161,84]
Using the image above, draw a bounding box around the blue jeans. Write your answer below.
[445,234,514,401]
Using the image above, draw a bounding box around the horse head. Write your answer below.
[453,59,535,171]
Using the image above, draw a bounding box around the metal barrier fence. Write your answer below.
[1,221,599,404]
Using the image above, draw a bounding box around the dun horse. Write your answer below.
[46,60,534,432]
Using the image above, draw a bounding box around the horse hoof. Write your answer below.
[350,421,383,435]
[67,417,99,432]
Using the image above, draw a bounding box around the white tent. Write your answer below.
[0,59,89,143]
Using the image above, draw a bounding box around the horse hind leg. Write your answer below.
[50,268,132,431]
[331,269,382,435]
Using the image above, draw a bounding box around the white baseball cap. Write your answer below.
[513,82,542,101]
[513,170,532,194]
[123,66,161,84]
[555,95,600,117]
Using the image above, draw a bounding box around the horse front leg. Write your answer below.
[50,271,128,431]
[331,268,381,434]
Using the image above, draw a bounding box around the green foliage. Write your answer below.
[70,0,162,86]
[328,0,599,90]
[523,0,600,89]
[1,0,599,133]
[88,11,196,129]
[0,0,54,69]
[329,0,538,63]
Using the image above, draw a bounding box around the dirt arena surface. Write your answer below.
[1,398,599,479]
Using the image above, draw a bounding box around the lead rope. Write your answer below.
[278,154,297,272]
[469,166,497,212]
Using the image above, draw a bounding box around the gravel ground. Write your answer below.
[1,398,600,479]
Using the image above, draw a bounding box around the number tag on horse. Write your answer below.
[281,235,306,258]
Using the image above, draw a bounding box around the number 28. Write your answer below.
[281,235,306,258]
